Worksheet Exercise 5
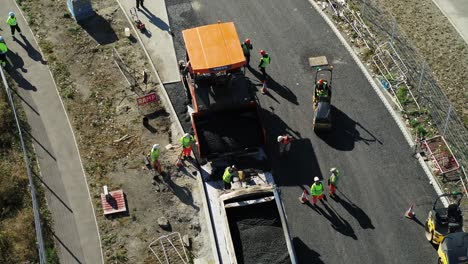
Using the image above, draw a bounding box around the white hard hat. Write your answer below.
[0,36,4,43]
[314,176,319,182]
[184,133,190,137]
[153,144,160,150]
[330,168,337,173]
[9,12,15,17]
[277,136,284,142]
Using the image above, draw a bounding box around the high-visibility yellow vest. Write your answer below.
[7,16,17,26]
[310,182,323,196]
[150,148,160,162]
[330,170,340,185]
[259,55,270,68]
[223,167,233,183]
[0,43,8,54]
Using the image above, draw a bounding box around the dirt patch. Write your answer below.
[17,0,209,262]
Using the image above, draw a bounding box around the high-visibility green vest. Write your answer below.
[241,43,251,55]
[180,135,194,148]
[0,43,7,54]
[330,170,340,185]
[151,148,160,162]
[259,55,270,68]
[310,182,323,196]
[223,167,233,183]
[317,89,329,98]
[7,16,17,26]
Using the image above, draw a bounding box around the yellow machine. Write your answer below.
[437,232,468,264]
[426,192,463,245]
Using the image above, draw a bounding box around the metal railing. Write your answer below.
[1,68,46,263]
[326,0,468,174]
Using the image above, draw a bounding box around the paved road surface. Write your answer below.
[166,0,439,263]
[1,1,103,263]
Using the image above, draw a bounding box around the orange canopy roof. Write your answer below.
[182,22,246,73]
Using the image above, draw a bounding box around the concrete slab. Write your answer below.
[432,0,468,44]
[118,0,181,84]
[308,55,328,67]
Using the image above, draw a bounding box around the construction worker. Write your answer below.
[223,165,237,190]
[0,36,8,68]
[314,79,330,105]
[179,133,195,159]
[328,168,340,197]
[277,134,293,156]
[258,50,271,81]
[136,0,144,10]
[6,12,23,37]
[150,144,162,174]
[310,177,324,205]
[241,39,253,66]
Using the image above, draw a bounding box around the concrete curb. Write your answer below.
[307,0,445,199]
[13,2,105,263]
[430,0,468,45]
[114,0,219,262]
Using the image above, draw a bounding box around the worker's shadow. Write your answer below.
[78,13,118,45]
[247,67,299,105]
[333,190,374,230]
[140,8,173,35]
[316,105,382,151]
[7,50,38,91]
[307,199,357,240]
[13,36,47,65]
[164,171,200,211]
[292,237,325,264]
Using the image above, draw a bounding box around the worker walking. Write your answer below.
[179,133,195,159]
[241,39,253,67]
[150,144,162,174]
[223,165,237,190]
[136,0,144,10]
[6,12,23,37]
[258,50,271,94]
[277,134,293,156]
[328,168,340,197]
[310,177,324,205]
[0,36,8,68]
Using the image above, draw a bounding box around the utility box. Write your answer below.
[67,0,94,21]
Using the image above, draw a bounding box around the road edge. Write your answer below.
[307,0,445,201]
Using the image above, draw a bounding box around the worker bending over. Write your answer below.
[314,79,331,105]
[179,133,195,159]
[150,144,162,174]
[223,165,237,190]
[277,134,293,156]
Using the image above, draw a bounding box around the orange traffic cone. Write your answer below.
[299,190,309,204]
[404,203,415,219]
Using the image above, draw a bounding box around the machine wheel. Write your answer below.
[425,221,434,243]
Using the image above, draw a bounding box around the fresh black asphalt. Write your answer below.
[165,0,439,263]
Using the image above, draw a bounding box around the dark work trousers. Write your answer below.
[0,53,6,65]
[244,53,250,66]
[260,66,267,82]
[10,25,21,35]
[136,0,144,9]
[224,181,231,190]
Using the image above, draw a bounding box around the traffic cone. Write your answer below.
[299,190,309,204]
[404,203,415,219]
[261,81,268,94]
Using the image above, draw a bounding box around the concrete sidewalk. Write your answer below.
[0,1,103,263]
[117,0,180,84]
[432,0,468,44]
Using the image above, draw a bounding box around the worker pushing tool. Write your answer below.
[314,79,331,106]
[179,133,195,159]
[0,36,8,68]
[6,12,23,37]
[258,50,271,94]
[149,144,162,174]
[241,38,253,67]
[328,168,340,197]
[223,165,237,190]
[310,177,325,205]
